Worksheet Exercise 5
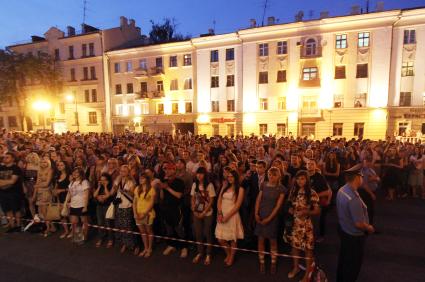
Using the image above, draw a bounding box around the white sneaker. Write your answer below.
[180,248,188,258]
[163,246,176,256]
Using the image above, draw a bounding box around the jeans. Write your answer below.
[96,205,114,241]
[193,215,213,255]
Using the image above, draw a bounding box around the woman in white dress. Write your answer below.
[215,169,244,267]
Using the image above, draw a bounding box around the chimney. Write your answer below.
[208,28,215,35]
[376,1,384,12]
[129,19,135,27]
[67,26,75,36]
[350,5,361,15]
[267,16,275,25]
[320,11,329,19]
[250,19,257,28]
[295,11,304,22]
[31,35,45,42]
[120,16,128,27]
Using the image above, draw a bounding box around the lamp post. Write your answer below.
[32,100,51,131]
[66,93,79,132]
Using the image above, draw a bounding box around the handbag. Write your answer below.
[194,190,209,213]
[105,202,115,220]
[45,198,62,221]
[61,204,70,217]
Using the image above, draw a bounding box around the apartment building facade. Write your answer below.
[7,16,141,133]
[4,7,425,139]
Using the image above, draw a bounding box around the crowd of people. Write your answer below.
[0,130,424,281]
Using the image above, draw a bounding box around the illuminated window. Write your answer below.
[170,79,178,91]
[277,123,286,136]
[139,59,147,70]
[169,56,177,67]
[183,54,192,66]
[260,98,268,111]
[277,41,287,55]
[399,92,412,107]
[354,123,364,137]
[259,43,269,56]
[303,67,318,80]
[301,123,315,137]
[336,34,347,49]
[156,81,164,92]
[259,124,268,135]
[172,103,179,114]
[157,103,164,114]
[126,61,132,72]
[398,122,409,136]
[184,78,192,90]
[185,102,192,113]
[227,100,235,112]
[401,62,414,77]
[141,103,149,114]
[305,39,317,56]
[59,103,65,114]
[358,32,370,47]
[88,112,97,124]
[277,70,286,82]
[354,93,367,107]
[333,123,343,136]
[226,75,235,87]
[211,101,219,112]
[277,97,286,111]
[227,124,235,136]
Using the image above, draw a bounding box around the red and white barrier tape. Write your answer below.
[1,215,310,260]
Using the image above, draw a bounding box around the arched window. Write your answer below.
[305,38,317,56]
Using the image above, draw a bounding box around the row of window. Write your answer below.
[0,116,18,128]
[66,43,95,60]
[116,102,193,116]
[69,66,97,81]
[115,79,193,95]
[114,54,192,73]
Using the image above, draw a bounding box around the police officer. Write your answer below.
[336,163,374,282]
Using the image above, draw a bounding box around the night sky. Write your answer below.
[0,0,423,48]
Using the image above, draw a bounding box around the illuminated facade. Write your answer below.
[4,8,425,139]
[7,17,141,133]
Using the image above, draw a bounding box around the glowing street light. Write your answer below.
[32,100,52,130]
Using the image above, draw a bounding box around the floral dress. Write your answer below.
[290,189,319,251]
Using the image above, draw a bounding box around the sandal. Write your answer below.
[192,253,202,264]
[59,233,68,239]
[120,245,127,254]
[288,268,301,279]
[204,255,212,266]
[106,241,113,248]
[144,250,152,258]
[138,250,147,257]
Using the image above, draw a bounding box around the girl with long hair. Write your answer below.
[287,170,320,282]
[215,169,245,267]
[133,173,156,258]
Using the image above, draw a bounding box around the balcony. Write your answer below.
[300,108,322,119]
[151,90,165,98]
[134,91,149,100]
[300,46,322,59]
[299,78,321,88]
[133,68,148,79]
[149,66,164,76]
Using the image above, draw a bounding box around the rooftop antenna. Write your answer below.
[83,0,87,24]
[261,0,269,26]
[366,0,370,13]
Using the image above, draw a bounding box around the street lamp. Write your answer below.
[66,93,79,132]
[32,100,51,130]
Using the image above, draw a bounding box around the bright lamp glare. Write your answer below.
[32,101,51,111]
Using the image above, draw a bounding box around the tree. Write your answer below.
[0,49,62,131]
[149,18,190,44]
